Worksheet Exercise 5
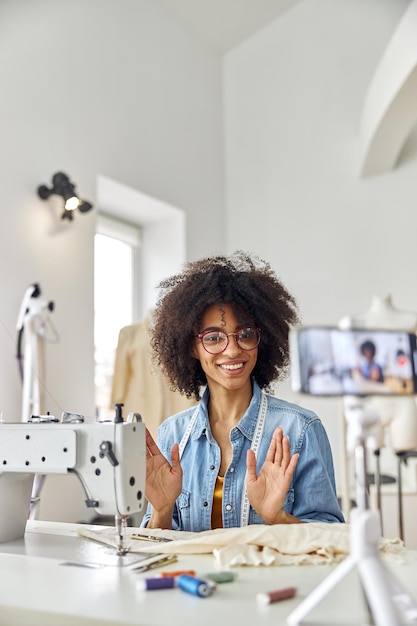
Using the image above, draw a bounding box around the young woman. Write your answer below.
[142,251,344,530]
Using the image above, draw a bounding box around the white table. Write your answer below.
[0,521,416,625]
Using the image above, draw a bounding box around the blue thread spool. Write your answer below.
[177,574,215,598]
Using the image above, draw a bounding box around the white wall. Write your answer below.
[224,0,417,543]
[0,0,224,521]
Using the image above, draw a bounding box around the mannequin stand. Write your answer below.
[287,397,417,626]
[16,284,56,519]
[397,451,406,543]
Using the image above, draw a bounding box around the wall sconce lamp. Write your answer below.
[37,172,93,221]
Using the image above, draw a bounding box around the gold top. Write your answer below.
[211,475,224,529]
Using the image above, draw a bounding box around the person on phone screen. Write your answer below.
[359,340,384,383]
[141,251,344,531]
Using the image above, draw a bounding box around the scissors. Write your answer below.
[131,554,178,573]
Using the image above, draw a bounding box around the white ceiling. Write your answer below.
[156,0,301,53]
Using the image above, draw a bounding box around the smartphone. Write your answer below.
[290,326,417,396]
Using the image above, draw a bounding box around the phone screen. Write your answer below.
[290,327,417,396]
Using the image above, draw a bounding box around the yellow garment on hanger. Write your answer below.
[111,318,195,438]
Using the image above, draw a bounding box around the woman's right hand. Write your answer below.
[145,428,182,528]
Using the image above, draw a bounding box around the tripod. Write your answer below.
[287,396,417,626]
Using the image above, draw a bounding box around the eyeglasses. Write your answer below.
[196,327,261,354]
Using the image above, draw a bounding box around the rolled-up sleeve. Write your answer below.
[289,419,344,523]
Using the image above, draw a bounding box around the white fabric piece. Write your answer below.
[78,522,405,567]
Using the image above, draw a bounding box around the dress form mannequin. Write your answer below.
[342,294,417,332]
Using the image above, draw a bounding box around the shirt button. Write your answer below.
[210,465,215,470]
[229,467,235,473]
[225,504,232,511]
[203,501,209,507]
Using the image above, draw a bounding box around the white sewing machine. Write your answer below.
[0,410,146,553]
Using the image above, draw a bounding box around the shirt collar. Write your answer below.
[191,379,263,442]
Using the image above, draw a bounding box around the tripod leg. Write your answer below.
[358,556,402,626]
[286,556,356,625]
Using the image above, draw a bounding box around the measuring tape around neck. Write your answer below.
[240,391,268,526]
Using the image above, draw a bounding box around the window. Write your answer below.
[94,214,141,419]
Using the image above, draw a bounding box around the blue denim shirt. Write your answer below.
[142,381,344,531]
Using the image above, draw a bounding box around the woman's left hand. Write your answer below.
[246,426,300,524]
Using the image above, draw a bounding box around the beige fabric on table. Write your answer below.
[110,318,196,438]
[78,523,405,568]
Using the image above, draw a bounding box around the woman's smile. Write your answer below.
[218,360,245,372]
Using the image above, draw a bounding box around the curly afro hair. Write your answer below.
[150,251,300,400]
